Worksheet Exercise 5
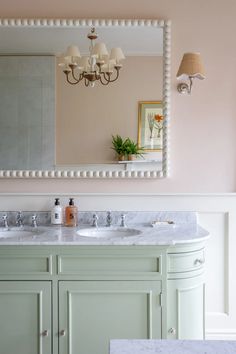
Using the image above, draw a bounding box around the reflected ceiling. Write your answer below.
[0,26,163,56]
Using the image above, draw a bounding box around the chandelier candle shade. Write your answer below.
[59,27,125,87]
[176,52,205,94]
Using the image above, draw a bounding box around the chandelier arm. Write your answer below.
[65,72,81,85]
[102,72,112,82]
[95,71,101,80]
[98,64,115,83]
[70,66,83,83]
[99,76,110,86]
[98,72,111,85]
[106,68,120,83]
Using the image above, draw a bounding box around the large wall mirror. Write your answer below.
[0,19,171,178]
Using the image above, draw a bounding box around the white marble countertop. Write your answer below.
[0,223,209,246]
[110,339,236,354]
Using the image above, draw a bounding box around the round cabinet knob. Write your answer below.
[42,330,49,337]
[194,258,205,266]
[169,327,176,335]
[60,329,66,336]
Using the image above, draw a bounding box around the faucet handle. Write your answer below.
[2,214,9,229]
[120,213,127,227]
[31,214,38,227]
[16,211,23,226]
[92,214,99,227]
[16,211,22,218]
[106,211,112,227]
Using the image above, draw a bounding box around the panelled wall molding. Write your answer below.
[0,192,235,339]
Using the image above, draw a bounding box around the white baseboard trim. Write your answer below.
[206,330,236,340]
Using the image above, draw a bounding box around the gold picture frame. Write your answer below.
[138,101,163,151]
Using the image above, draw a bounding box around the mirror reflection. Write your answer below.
[0,25,164,172]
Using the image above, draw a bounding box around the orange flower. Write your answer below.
[154,114,163,122]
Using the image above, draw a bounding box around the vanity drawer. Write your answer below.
[0,254,53,275]
[168,249,205,273]
[58,254,162,276]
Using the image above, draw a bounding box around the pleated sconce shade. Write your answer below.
[177,52,205,80]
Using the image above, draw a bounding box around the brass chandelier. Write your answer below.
[59,27,125,87]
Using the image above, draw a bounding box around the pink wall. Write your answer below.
[0,0,236,193]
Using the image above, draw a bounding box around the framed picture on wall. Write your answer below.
[138,101,163,151]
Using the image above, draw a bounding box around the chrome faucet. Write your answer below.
[120,214,126,227]
[31,214,38,228]
[16,212,23,227]
[2,214,9,229]
[92,214,98,227]
[106,211,112,227]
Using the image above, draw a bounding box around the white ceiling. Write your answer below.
[0,26,163,56]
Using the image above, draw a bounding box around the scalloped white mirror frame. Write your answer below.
[0,18,171,179]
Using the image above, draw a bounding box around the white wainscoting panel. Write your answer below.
[0,193,235,339]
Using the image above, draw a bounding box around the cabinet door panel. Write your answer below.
[0,281,51,354]
[167,275,205,339]
[59,281,162,354]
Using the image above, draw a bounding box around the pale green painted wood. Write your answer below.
[0,281,51,354]
[0,243,206,353]
[167,275,205,339]
[58,254,161,275]
[168,249,205,273]
[0,246,165,281]
[59,280,162,354]
[0,254,52,275]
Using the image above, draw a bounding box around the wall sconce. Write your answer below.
[176,52,205,94]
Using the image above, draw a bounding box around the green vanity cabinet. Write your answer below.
[0,281,51,354]
[0,243,206,354]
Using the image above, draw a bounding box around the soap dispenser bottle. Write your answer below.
[65,198,78,227]
[51,198,63,225]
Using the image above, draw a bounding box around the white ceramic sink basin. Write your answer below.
[77,227,142,238]
[0,229,39,238]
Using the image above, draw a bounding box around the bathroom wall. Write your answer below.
[0,0,235,192]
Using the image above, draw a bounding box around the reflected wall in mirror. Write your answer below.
[0,19,171,178]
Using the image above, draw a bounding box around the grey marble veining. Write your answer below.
[0,211,209,246]
[110,340,236,354]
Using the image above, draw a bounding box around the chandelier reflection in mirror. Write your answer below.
[59,27,125,87]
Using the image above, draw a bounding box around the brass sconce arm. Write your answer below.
[177,76,193,94]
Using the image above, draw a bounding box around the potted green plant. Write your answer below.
[124,138,145,161]
[111,135,127,161]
